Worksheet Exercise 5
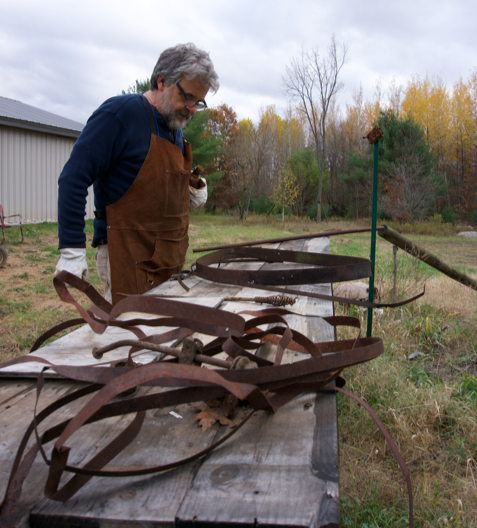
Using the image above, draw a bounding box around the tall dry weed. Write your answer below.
[340,352,477,526]
[417,274,477,320]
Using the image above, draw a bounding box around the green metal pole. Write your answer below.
[367,141,379,337]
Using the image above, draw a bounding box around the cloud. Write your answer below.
[1,0,475,124]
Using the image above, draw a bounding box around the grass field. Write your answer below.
[0,214,476,527]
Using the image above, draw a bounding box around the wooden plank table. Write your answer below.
[0,236,339,528]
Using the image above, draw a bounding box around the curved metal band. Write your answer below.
[195,247,373,286]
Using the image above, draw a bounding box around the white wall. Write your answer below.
[0,125,94,222]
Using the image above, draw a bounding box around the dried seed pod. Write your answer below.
[255,294,298,307]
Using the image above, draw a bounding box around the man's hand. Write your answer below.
[54,248,89,281]
[190,178,207,208]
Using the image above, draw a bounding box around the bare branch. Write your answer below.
[282,35,349,222]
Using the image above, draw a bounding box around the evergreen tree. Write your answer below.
[346,110,446,221]
[287,149,319,216]
[121,78,150,94]
[340,151,372,219]
[377,110,446,220]
[183,110,222,171]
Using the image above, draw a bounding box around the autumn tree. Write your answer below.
[402,75,452,207]
[225,119,259,220]
[202,105,239,212]
[263,106,308,216]
[206,104,240,170]
[275,106,307,167]
[283,35,349,223]
[465,70,477,216]
[326,99,353,216]
[256,106,281,196]
[448,78,475,217]
[342,85,369,156]
[225,107,290,219]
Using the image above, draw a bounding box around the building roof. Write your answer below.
[0,96,85,138]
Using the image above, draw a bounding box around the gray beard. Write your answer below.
[160,90,192,131]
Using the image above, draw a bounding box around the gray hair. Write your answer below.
[150,43,219,94]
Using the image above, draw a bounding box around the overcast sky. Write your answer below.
[1,0,476,126]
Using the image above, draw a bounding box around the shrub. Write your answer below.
[248,196,275,215]
[376,204,391,221]
[307,204,332,221]
[307,204,317,220]
[429,213,443,223]
[442,207,456,224]
[386,220,461,236]
[470,209,477,226]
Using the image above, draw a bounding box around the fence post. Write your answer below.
[363,127,384,338]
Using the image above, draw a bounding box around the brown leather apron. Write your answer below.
[105,103,192,304]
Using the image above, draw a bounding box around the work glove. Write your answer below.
[189,178,207,208]
[54,247,89,281]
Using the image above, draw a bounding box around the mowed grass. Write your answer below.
[1,213,476,526]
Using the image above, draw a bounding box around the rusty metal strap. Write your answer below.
[0,272,414,527]
[29,318,85,353]
[194,247,424,308]
[195,246,373,286]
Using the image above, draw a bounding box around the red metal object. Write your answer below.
[0,204,24,244]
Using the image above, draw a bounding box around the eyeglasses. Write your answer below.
[176,82,208,110]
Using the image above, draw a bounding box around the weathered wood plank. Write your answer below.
[176,393,338,528]
[0,378,37,407]
[176,238,339,527]
[0,380,99,528]
[27,388,228,528]
[304,236,330,255]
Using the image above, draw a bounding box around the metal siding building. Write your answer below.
[0,96,94,222]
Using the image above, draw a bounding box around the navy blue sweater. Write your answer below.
[58,94,184,248]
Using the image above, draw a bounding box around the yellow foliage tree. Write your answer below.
[402,74,451,163]
[449,77,475,214]
[273,162,300,222]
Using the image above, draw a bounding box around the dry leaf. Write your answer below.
[195,404,236,432]
[204,395,238,418]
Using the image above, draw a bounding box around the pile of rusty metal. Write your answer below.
[0,245,416,527]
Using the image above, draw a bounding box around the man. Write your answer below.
[55,43,219,304]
